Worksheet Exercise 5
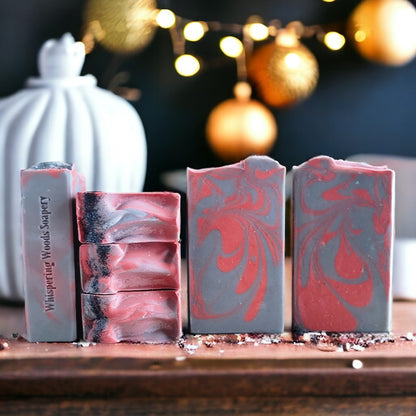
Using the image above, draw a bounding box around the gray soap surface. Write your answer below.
[187,155,286,334]
[21,162,85,342]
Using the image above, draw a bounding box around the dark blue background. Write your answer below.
[1,0,416,191]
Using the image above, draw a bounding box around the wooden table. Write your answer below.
[1,260,416,415]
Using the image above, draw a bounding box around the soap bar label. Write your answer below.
[43,261,56,312]
[39,196,56,311]
[40,196,52,259]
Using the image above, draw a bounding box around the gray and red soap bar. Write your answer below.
[81,290,181,344]
[80,242,181,294]
[291,156,394,334]
[187,156,286,334]
[21,162,85,342]
[76,192,180,244]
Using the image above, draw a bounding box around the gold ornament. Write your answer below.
[84,0,157,54]
[248,29,319,108]
[348,0,416,66]
[206,82,278,162]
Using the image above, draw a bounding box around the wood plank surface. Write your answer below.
[0,259,415,415]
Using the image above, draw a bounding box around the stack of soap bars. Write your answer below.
[76,191,182,343]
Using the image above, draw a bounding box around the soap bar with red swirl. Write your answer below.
[292,156,394,334]
[81,290,182,343]
[21,162,86,342]
[80,242,181,294]
[187,155,286,334]
[76,192,180,244]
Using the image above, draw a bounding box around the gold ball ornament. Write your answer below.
[84,0,157,54]
[248,30,319,108]
[206,82,278,162]
[348,0,416,66]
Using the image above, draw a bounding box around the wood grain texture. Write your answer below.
[1,397,416,416]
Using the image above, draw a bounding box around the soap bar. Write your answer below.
[187,155,286,334]
[80,242,181,293]
[81,290,182,343]
[21,162,85,342]
[292,156,394,333]
[76,192,180,244]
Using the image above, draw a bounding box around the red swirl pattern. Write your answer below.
[292,156,394,333]
[81,290,182,343]
[188,156,285,331]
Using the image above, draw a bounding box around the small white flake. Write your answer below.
[405,332,415,341]
[351,345,365,352]
[73,340,96,348]
[184,344,199,354]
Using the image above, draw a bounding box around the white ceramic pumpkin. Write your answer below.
[0,33,147,301]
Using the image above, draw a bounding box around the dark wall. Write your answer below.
[1,0,416,192]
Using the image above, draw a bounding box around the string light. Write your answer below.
[143,7,351,79]
[220,36,244,58]
[175,54,200,76]
[151,8,348,79]
[184,21,208,42]
[156,9,176,29]
[324,31,346,51]
[246,22,269,41]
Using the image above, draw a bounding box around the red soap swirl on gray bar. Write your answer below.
[292,156,394,334]
[76,192,180,244]
[187,155,286,334]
